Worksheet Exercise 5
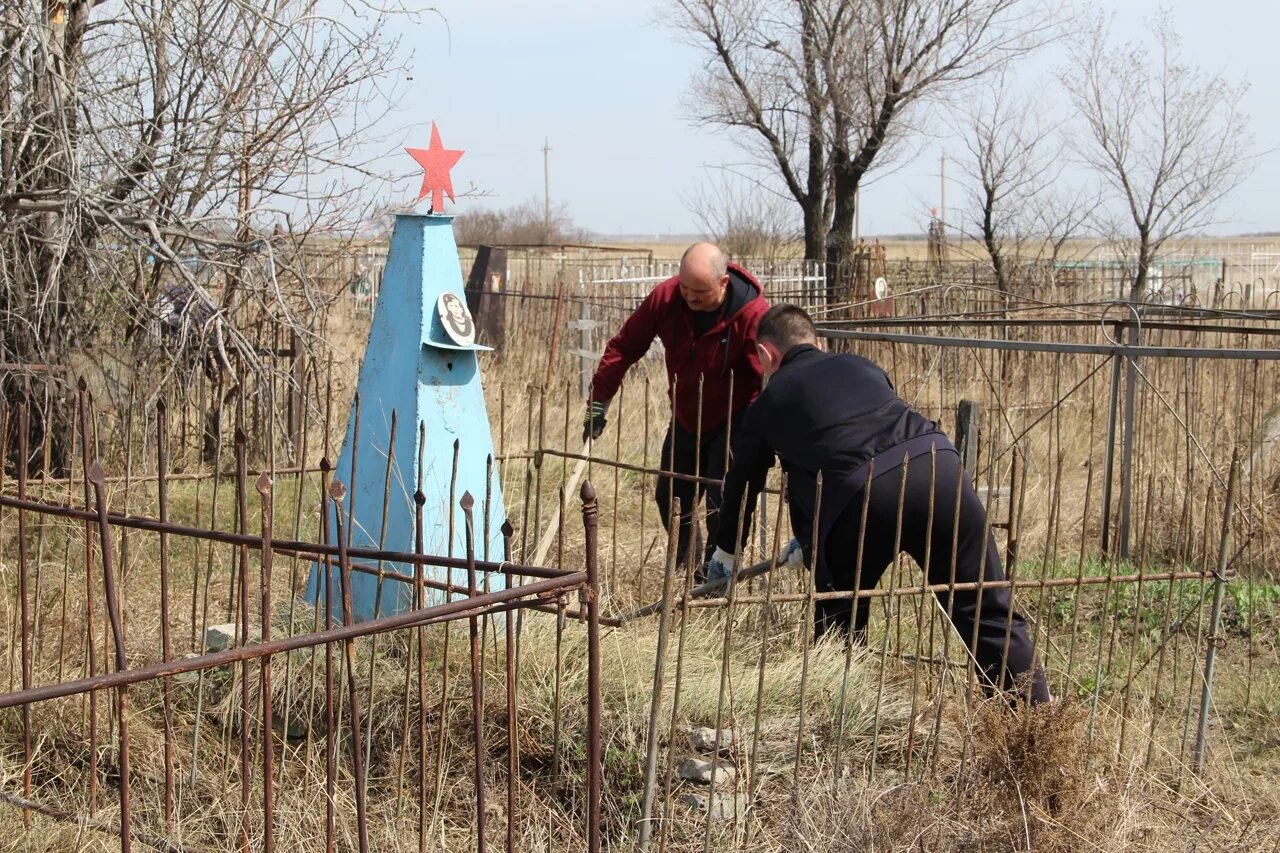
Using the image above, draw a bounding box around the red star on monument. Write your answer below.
[406,122,464,214]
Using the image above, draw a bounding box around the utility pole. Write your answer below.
[543,138,552,232]
[939,152,946,243]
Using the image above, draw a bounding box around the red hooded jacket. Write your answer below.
[589,264,769,434]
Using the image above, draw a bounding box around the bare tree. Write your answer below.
[951,73,1099,292]
[1032,184,1099,286]
[685,174,800,262]
[453,198,587,246]
[669,0,1049,277]
[1062,11,1253,300]
[953,74,1058,292]
[0,0,418,469]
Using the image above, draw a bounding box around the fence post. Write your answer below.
[288,329,305,465]
[955,399,980,476]
[1194,451,1239,774]
[580,481,602,853]
[1117,319,1140,560]
[579,271,591,400]
[1100,353,1122,555]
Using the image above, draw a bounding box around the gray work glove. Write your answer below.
[582,400,608,442]
[704,546,736,583]
[779,538,806,570]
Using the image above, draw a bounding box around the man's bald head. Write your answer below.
[677,242,730,312]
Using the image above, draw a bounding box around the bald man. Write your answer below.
[585,243,770,575]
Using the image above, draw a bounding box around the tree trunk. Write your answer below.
[802,204,825,264]
[1131,237,1152,303]
[824,170,858,306]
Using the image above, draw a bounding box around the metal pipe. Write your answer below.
[156,401,176,832]
[513,447,783,495]
[0,571,586,709]
[16,396,31,825]
[502,519,518,853]
[257,473,276,853]
[0,491,575,579]
[462,492,488,852]
[1193,452,1240,773]
[637,498,680,851]
[581,480,602,853]
[617,567,1214,617]
[1117,321,1141,559]
[234,432,251,853]
[0,790,199,853]
[88,462,133,853]
[818,327,1280,360]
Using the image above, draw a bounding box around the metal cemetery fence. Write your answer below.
[0,387,605,852]
[3,253,1280,849]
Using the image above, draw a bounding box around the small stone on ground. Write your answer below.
[677,757,736,785]
[680,791,747,820]
[690,726,734,753]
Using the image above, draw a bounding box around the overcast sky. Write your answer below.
[384,1,1278,238]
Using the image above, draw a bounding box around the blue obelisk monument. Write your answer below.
[308,124,506,619]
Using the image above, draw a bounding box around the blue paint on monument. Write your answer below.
[306,212,506,620]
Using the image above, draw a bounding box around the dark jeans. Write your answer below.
[816,449,1051,704]
[655,420,734,568]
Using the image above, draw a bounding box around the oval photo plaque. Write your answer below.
[437,292,476,347]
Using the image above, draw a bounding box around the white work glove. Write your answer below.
[704,546,736,583]
[779,538,806,570]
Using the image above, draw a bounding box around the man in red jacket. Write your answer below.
[583,242,769,574]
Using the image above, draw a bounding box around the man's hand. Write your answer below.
[779,538,806,570]
[582,401,608,442]
[703,546,736,584]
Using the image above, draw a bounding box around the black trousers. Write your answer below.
[815,449,1051,704]
[655,420,733,568]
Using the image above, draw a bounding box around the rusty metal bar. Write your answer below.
[462,492,488,852]
[0,790,199,853]
[0,490,575,579]
[502,519,518,853]
[703,495,752,847]
[156,400,176,833]
[619,566,1214,616]
[0,570,586,709]
[581,481,602,853]
[16,396,31,826]
[819,326,1280,360]
[88,462,133,853]
[413,425,429,853]
[637,498,680,851]
[320,459,337,853]
[1194,451,1240,773]
[520,447,782,495]
[362,409,399,786]
[235,432,252,853]
[258,473,276,853]
[332,481,370,853]
[0,465,327,489]
[657,507,699,853]
[77,382,100,816]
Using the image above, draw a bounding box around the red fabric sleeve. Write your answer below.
[589,289,661,406]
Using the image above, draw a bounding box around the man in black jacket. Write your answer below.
[707,305,1050,703]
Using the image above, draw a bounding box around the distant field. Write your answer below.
[602,234,1280,264]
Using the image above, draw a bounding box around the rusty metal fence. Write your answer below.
[2,294,1279,848]
[0,384,605,852]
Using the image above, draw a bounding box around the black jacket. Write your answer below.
[716,344,950,560]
